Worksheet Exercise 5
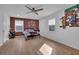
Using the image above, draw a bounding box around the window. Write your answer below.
[15,20,24,32]
[48,19,55,31]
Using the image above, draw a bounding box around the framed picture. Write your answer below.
[60,4,79,29]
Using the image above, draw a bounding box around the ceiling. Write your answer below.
[0,4,74,19]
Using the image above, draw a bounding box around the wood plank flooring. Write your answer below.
[0,36,79,55]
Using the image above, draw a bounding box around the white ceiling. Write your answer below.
[0,4,74,19]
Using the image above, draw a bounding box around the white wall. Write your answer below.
[0,12,10,46]
[0,13,4,46]
[0,12,9,46]
[3,13,10,43]
[39,9,79,50]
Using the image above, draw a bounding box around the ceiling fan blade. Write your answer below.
[35,8,43,11]
[27,4,33,9]
[34,12,39,15]
[25,5,32,10]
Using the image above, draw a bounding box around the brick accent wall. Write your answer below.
[10,17,15,32]
[24,20,39,30]
[10,17,39,36]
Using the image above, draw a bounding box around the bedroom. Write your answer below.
[0,4,79,55]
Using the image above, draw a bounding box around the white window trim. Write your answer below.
[15,20,24,32]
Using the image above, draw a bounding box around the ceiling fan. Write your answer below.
[25,4,44,15]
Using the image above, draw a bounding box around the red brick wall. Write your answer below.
[10,17,15,32]
[24,19,29,29]
[10,17,39,36]
[24,20,39,30]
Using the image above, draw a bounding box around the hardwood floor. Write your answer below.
[0,36,79,55]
